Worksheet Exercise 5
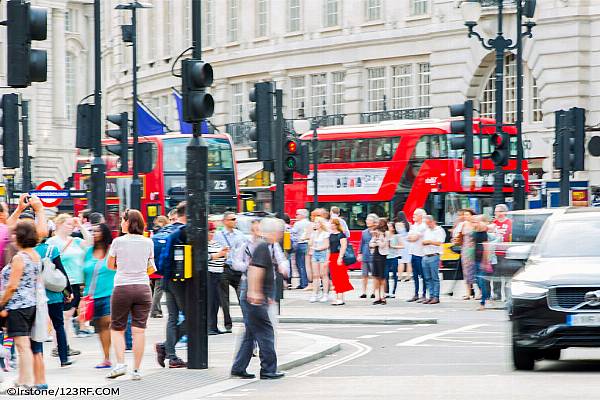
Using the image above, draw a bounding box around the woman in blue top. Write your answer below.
[82,223,116,369]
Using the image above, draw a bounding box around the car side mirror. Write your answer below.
[506,244,533,261]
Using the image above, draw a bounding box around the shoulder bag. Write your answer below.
[79,259,102,322]
[342,240,357,266]
[42,245,67,292]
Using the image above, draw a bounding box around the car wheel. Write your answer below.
[512,342,535,371]
[542,348,561,361]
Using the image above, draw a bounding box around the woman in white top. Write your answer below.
[308,217,330,303]
[106,209,154,381]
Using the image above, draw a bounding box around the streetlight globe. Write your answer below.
[461,0,482,25]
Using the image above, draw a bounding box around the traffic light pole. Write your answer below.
[559,115,571,207]
[21,100,32,192]
[273,88,284,216]
[129,5,141,211]
[186,0,209,370]
[513,0,526,210]
[311,122,319,211]
[492,0,506,208]
[90,0,106,214]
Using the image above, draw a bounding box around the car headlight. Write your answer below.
[510,281,548,299]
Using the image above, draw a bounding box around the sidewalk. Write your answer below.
[0,315,340,399]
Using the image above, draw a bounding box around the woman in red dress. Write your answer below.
[328,218,354,305]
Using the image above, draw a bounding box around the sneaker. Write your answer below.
[389,294,396,298]
[155,343,166,368]
[131,370,142,381]
[370,294,376,299]
[168,358,187,368]
[309,296,317,303]
[106,365,127,379]
[61,361,74,368]
[319,295,329,303]
[359,294,367,299]
[125,348,133,353]
[68,348,81,356]
[34,384,49,390]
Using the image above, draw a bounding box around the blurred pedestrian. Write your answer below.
[230,218,286,380]
[207,223,228,336]
[457,209,477,299]
[107,209,154,380]
[421,216,446,304]
[370,218,389,304]
[149,215,170,318]
[492,204,512,300]
[152,216,169,234]
[385,222,403,298]
[83,223,115,369]
[394,211,411,282]
[357,214,378,299]
[328,219,353,305]
[406,209,427,302]
[290,209,310,289]
[0,221,43,388]
[308,217,330,303]
[329,206,350,237]
[472,215,491,310]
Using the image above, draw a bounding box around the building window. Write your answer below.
[291,76,306,118]
[411,0,429,16]
[147,3,156,60]
[227,0,239,43]
[323,0,340,28]
[331,72,345,115]
[311,74,327,117]
[183,1,191,43]
[365,0,382,21]
[480,54,519,123]
[417,62,431,108]
[532,77,542,122]
[65,9,75,33]
[231,83,244,122]
[391,64,412,110]
[65,53,76,123]
[256,0,268,38]
[367,67,386,112]
[163,2,172,57]
[203,0,215,47]
[153,95,172,127]
[288,0,301,32]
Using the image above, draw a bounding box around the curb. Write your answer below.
[232,316,438,325]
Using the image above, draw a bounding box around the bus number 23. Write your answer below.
[213,180,228,190]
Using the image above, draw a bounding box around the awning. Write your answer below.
[236,161,264,180]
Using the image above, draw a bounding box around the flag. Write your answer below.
[172,89,193,134]
[136,101,166,136]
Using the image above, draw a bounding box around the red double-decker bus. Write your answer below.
[73,132,240,232]
[284,117,527,244]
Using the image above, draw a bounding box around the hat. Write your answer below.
[208,222,216,231]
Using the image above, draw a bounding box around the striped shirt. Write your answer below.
[208,240,226,273]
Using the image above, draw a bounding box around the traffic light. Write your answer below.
[448,100,474,168]
[76,104,94,149]
[491,132,510,167]
[554,107,586,172]
[106,112,129,173]
[283,137,298,184]
[297,142,310,176]
[137,142,153,173]
[570,107,586,172]
[248,82,274,161]
[3,0,48,88]
[181,59,214,123]
[1,94,20,169]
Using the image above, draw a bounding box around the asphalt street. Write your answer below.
[204,307,600,400]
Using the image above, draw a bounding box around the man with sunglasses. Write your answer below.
[215,211,246,333]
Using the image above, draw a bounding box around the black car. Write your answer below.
[509,208,600,370]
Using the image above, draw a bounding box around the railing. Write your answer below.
[479,0,517,6]
[309,114,346,127]
[225,121,254,147]
[359,107,431,124]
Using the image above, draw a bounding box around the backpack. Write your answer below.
[42,245,67,292]
[153,224,184,278]
[231,240,252,273]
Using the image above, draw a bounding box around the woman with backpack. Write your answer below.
[47,214,92,339]
[82,223,115,369]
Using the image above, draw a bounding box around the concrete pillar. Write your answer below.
[343,61,364,125]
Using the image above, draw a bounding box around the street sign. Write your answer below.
[33,180,64,207]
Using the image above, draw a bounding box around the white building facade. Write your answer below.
[5,0,600,194]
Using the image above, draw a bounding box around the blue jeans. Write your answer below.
[421,255,440,299]
[125,317,132,350]
[475,262,490,306]
[164,280,186,359]
[385,258,399,294]
[48,302,69,363]
[232,299,277,374]
[411,255,426,298]
[295,243,309,288]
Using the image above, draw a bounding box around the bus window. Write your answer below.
[352,139,370,162]
[320,141,334,162]
[164,137,233,172]
[430,135,448,158]
[317,202,391,230]
[207,138,234,170]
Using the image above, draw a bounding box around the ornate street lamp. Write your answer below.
[460,0,536,209]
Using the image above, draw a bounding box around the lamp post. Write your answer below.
[461,0,536,209]
[116,1,152,211]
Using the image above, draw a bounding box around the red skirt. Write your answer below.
[328,252,354,294]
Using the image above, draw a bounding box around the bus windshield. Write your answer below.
[163,137,234,172]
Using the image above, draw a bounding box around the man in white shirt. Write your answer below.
[421,215,447,305]
[329,206,350,238]
[406,209,428,302]
[290,209,311,289]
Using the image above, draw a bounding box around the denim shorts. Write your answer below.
[312,249,328,263]
[93,295,111,320]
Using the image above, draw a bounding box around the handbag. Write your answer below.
[79,259,102,322]
[342,243,357,266]
[41,246,67,292]
[31,261,49,342]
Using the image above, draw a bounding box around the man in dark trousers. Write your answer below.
[231,218,286,380]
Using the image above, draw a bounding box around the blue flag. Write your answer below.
[172,90,193,134]
[136,101,166,136]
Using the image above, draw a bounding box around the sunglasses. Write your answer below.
[226,218,237,221]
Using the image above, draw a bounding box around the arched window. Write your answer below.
[479,53,542,123]
[65,52,76,123]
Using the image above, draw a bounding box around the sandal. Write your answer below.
[95,360,112,369]
[462,296,472,300]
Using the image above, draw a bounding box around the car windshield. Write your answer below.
[538,219,600,257]
[511,213,552,242]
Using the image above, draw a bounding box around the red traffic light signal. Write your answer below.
[491,132,509,166]
[286,140,298,154]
